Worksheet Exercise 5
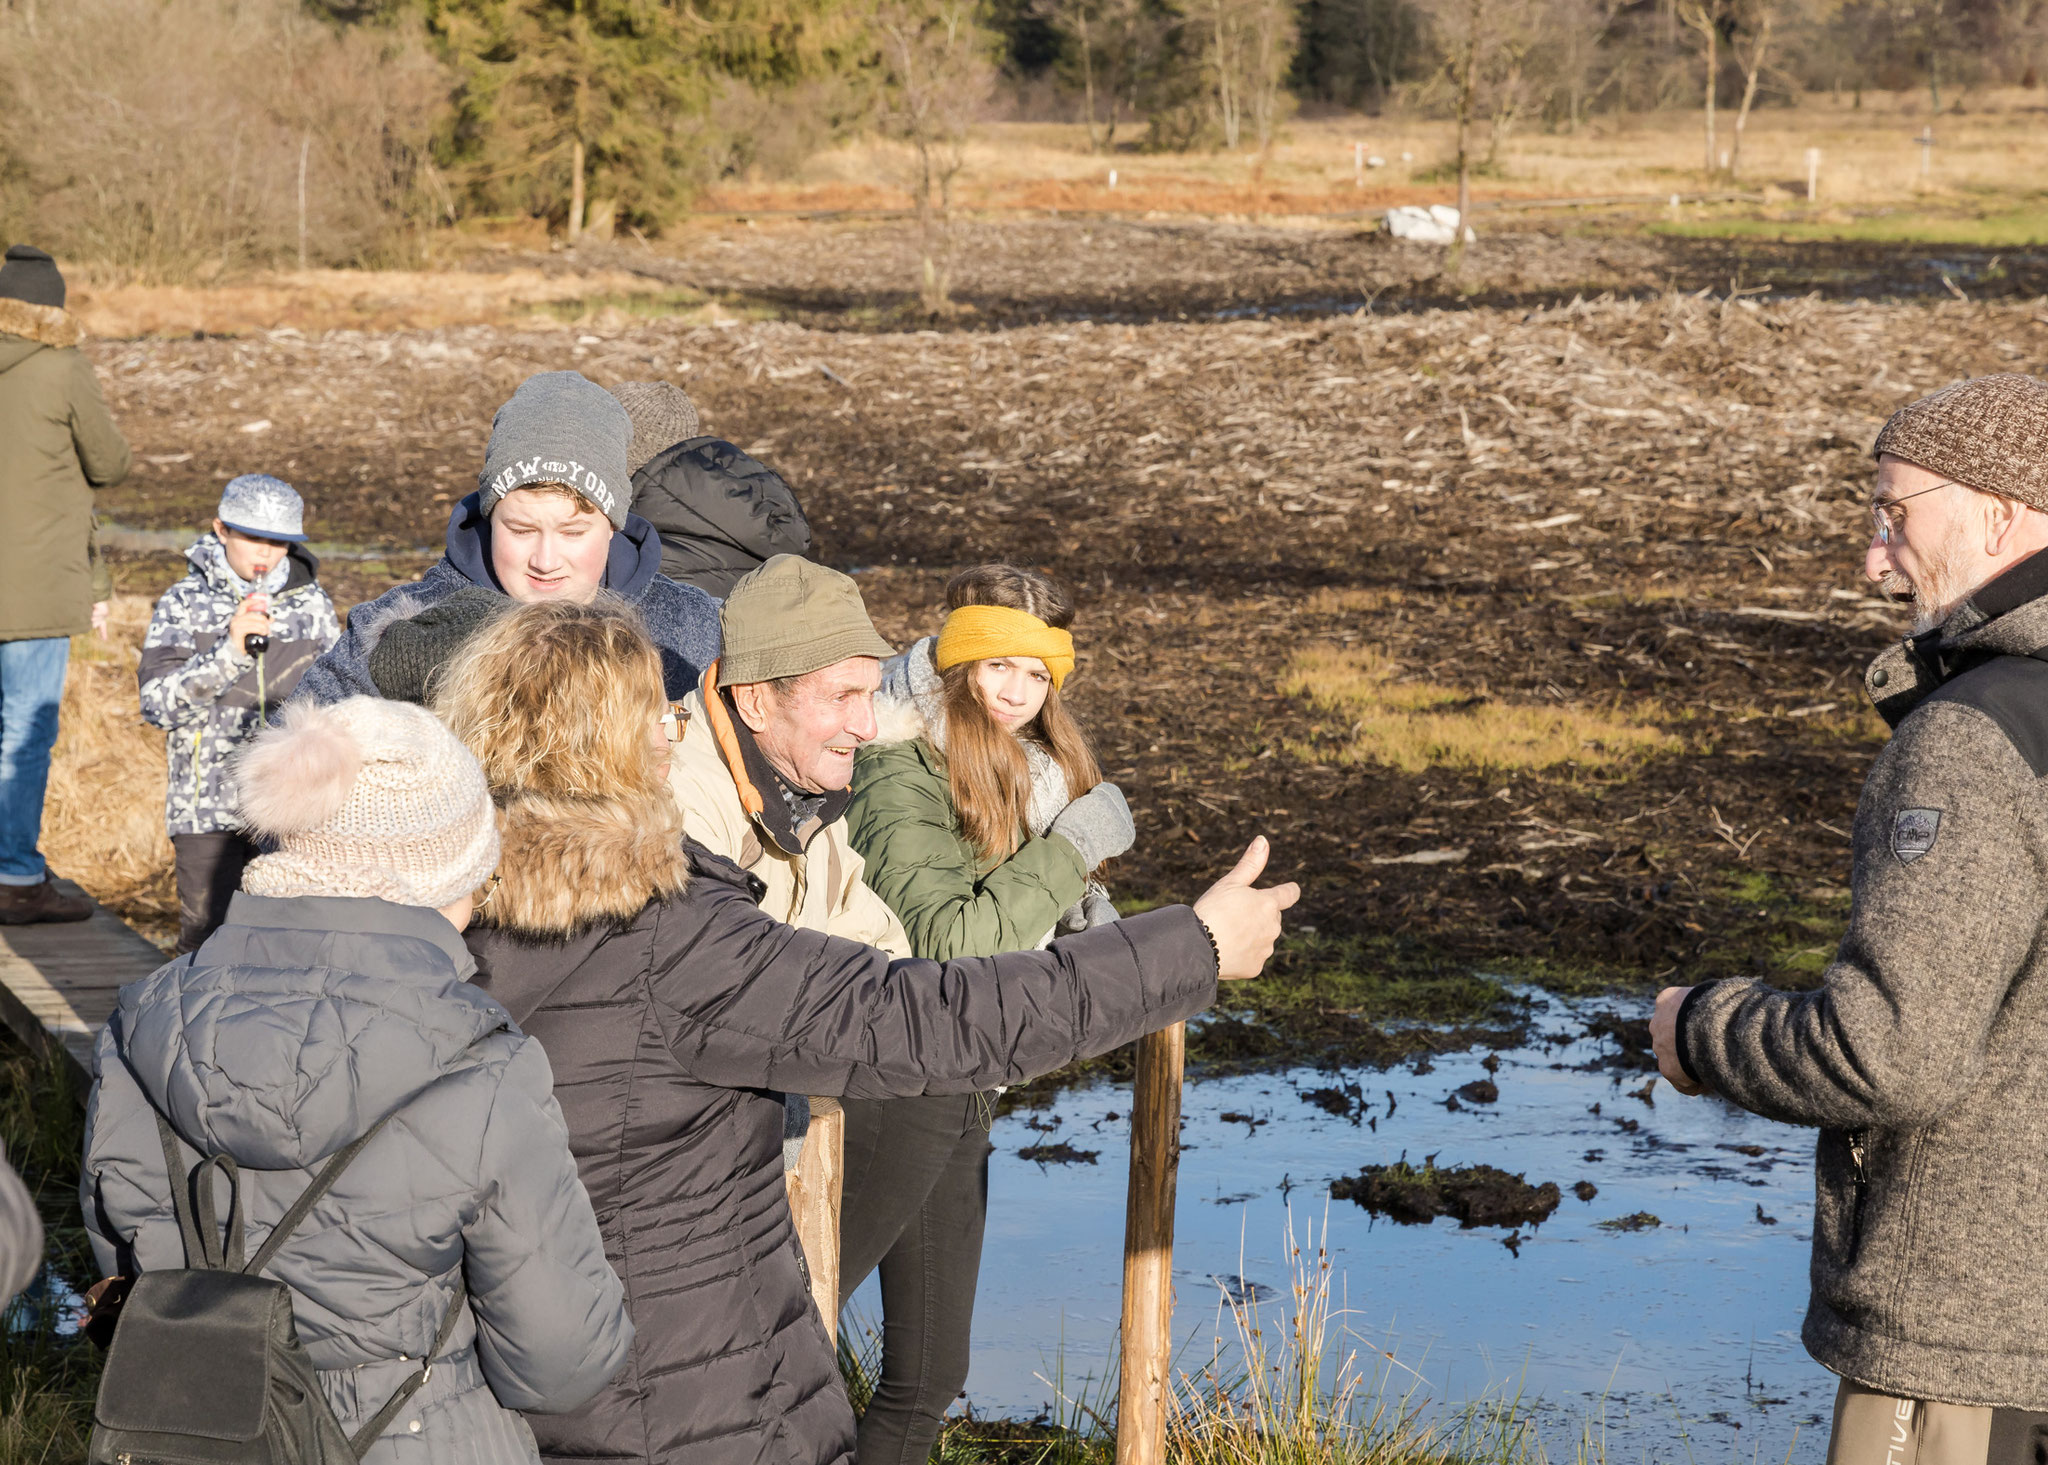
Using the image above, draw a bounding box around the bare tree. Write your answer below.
[873,0,997,314]
[1417,0,1522,246]
[1677,0,1727,171]
[1726,3,1772,177]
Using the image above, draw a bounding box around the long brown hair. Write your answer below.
[936,565,1101,867]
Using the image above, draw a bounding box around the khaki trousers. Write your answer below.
[1827,1382,1992,1465]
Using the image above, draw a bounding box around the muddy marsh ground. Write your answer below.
[57,216,2022,1015]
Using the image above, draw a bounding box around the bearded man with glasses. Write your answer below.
[1651,373,2048,1462]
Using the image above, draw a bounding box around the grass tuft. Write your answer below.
[1279,646,1678,776]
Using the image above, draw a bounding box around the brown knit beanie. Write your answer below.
[236,697,499,908]
[609,380,702,476]
[1872,373,2048,509]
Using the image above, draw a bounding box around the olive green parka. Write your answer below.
[0,297,127,641]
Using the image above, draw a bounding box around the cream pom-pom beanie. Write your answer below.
[236,697,499,909]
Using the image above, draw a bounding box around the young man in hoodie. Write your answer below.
[139,475,340,952]
[0,244,130,925]
[292,371,720,710]
[1651,374,2048,1460]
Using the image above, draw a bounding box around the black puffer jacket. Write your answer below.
[463,799,1217,1465]
[629,437,813,598]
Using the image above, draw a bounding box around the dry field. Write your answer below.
[60,220,2048,979]
[703,92,2048,219]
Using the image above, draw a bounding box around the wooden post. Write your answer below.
[296,135,310,270]
[1116,1022,1185,1465]
[1805,147,1820,201]
[786,1098,844,1344]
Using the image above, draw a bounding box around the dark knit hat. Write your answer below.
[609,380,702,476]
[367,589,510,707]
[478,371,633,529]
[0,246,64,308]
[1873,374,2048,509]
[718,556,895,686]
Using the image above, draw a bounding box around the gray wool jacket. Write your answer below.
[1677,549,2048,1409]
[81,894,634,1463]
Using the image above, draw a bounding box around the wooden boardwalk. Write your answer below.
[0,880,168,1093]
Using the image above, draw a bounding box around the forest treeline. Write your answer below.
[0,0,2041,283]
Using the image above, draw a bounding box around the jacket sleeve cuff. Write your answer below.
[1674,979,1718,1086]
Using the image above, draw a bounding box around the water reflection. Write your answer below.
[848,991,1835,1462]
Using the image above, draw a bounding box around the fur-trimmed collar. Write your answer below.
[0,297,80,349]
[482,790,689,939]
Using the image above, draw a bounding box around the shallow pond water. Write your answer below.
[849,991,1835,1463]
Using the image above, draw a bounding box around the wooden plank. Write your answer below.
[785,1099,844,1344]
[1115,1021,1185,1465]
[0,879,168,1095]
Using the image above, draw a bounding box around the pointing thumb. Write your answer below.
[1222,836,1270,889]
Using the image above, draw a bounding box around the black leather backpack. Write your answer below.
[88,1112,461,1464]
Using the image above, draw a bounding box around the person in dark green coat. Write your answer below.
[840,564,1135,1465]
[0,244,129,925]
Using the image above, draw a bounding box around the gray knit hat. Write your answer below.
[478,371,632,529]
[236,697,499,909]
[609,380,702,476]
[718,555,895,686]
[1873,374,2048,509]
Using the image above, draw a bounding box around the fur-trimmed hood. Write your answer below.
[0,296,81,354]
[871,637,943,749]
[484,790,690,938]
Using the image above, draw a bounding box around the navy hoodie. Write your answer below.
[290,493,720,709]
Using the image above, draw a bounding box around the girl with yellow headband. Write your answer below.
[839,564,1135,1465]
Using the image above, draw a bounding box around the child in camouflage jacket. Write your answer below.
[139,475,339,952]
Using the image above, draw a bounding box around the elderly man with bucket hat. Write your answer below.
[1652,374,2048,1460]
[0,244,129,924]
[139,474,340,951]
[666,554,911,1331]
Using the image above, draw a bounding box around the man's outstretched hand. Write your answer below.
[1650,985,1707,1096]
[1192,837,1300,981]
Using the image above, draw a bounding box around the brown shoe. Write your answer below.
[0,876,92,925]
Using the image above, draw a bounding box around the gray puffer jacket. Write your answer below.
[139,537,340,834]
[82,893,634,1463]
[1678,547,2048,1410]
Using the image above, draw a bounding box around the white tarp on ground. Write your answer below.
[1383,204,1476,245]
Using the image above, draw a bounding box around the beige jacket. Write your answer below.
[667,666,911,957]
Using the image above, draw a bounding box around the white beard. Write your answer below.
[1900,518,1985,635]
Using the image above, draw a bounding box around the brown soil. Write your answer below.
[80,218,2045,990]
[1332,1159,1562,1228]
[628,218,2048,325]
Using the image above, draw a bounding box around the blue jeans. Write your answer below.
[0,638,70,885]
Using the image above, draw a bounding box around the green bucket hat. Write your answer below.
[717,556,896,687]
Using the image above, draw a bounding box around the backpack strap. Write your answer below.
[347,1281,467,1459]
[243,1116,390,1280]
[189,1152,248,1270]
[154,1111,210,1270]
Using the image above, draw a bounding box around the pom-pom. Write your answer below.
[235,700,362,835]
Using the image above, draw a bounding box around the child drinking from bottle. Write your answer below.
[139,474,339,951]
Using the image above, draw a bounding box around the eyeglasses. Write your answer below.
[1870,480,1962,544]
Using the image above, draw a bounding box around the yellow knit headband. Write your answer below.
[934,606,1077,690]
